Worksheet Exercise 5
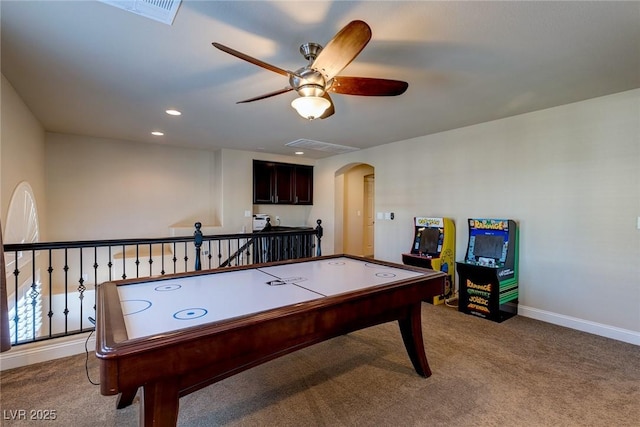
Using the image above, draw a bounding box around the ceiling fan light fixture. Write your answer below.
[291,96,330,120]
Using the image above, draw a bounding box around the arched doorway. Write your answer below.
[334,163,375,257]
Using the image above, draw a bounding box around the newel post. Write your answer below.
[194,222,203,271]
[315,219,323,256]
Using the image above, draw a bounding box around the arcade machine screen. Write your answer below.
[467,230,508,267]
[419,227,441,256]
[472,234,505,261]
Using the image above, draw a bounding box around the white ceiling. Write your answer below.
[2,1,639,159]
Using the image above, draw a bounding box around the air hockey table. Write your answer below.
[96,254,445,426]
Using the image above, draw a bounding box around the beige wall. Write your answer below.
[311,89,640,339]
[43,136,316,240]
[45,133,222,240]
[1,75,47,241]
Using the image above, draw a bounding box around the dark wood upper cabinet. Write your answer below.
[293,164,313,204]
[253,160,313,205]
[273,163,294,204]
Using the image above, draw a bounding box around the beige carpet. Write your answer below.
[1,303,638,426]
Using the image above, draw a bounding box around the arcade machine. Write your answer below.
[402,217,455,304]
[456,218,519,322]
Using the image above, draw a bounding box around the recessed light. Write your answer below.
[151,131,164,136]
[165,109,182,116]
[295,151,304,155]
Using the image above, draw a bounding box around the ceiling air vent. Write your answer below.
[286,139,360,154]
[99,0,182,25]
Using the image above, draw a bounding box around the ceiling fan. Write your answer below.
[212,20,408,120]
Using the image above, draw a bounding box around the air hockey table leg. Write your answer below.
[397,302,432,378]
[140,378,179,427]
[116,388,138,409]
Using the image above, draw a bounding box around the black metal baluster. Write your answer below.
[12,250,19,344]
[161,243,166,276]
[262,237,268,263]
[13,251,20,344]
[121,244,126,279]
[278,236,287,261]
[28,249,38,341]
[78,248,86,332]
[108,246,113,281]
[93,246,98,320]
[63,248,69,334]
[135,245,140,278]
[148,243,153,276]
[183,242,188,272]
[297,235,302,258]
[172,242,177,274]
[47,250,53,337]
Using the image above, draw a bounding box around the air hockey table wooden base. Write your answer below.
[96,254,445,426]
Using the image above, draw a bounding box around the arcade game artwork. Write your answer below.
[456,218,519,322]
[402,217,455,304]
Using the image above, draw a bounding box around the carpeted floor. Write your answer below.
[1,303,638,426]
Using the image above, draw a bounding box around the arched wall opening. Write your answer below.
[334,163,375,257]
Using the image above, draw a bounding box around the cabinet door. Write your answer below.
[253,160,274,204]
[294,165,313,204]
[274,164,294,204]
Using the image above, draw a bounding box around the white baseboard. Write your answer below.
[518,305,640,346]
[0,333,96,371]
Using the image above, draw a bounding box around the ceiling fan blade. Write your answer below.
[320,93,335,119]
[329,76,408,96]
[213,42,290,77]
[237,87,294,104]
[312,20,372,81]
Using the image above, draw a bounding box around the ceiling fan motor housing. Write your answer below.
[290,68,326,97]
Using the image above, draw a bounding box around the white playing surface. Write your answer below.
[117,257,425,340]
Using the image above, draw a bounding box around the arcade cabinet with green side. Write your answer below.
[402,217,455,304]
[456,218,519,322]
